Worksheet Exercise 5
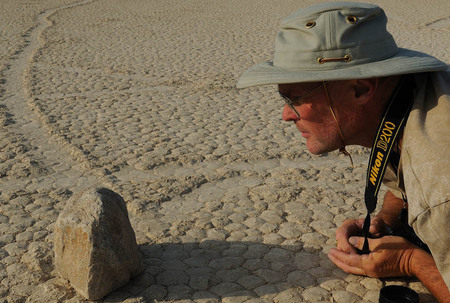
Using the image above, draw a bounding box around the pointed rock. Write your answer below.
[54,187,144,300]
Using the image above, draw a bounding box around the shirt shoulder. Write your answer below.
[401,70,450,220]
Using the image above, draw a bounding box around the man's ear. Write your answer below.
[353,78,378,104]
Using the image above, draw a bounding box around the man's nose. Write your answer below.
[282,104,299,121]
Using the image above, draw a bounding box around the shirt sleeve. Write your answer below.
[381,163,405,199]
[413,201,450,289]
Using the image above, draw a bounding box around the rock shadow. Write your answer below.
[105,240,336,302]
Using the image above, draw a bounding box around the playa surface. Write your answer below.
[0,0,448,302]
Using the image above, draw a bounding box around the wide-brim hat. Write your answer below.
[236,2,447,89]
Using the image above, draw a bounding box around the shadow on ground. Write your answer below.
[104,240,330,302]
[94,240,432,303]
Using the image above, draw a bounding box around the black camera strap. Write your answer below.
[361,76,415,254]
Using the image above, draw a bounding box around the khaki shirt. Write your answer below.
[383,70,450,289]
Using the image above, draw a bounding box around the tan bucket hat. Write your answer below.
[236,2,447,89]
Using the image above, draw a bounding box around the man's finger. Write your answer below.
[328,248,366,276]
[336,239,358,254]
[349,236,366,250]
[337,242,358,254]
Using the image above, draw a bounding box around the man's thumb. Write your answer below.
[349,236,359,247]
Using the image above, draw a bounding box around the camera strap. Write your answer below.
[361,76,415,254]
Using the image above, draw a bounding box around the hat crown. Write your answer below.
[273,2,399,70]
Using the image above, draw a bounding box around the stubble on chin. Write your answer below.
[305,137,342,155]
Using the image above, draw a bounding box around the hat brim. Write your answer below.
[236,48,447,89]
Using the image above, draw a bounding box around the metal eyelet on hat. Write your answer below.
[346,16,358,24]
[317,55,352,64]
[305,21,316,28]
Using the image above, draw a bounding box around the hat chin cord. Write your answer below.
[322,82,354,167]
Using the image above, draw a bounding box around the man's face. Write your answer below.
[278,81,348,155]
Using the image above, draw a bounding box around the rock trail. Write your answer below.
[1,0,100,194]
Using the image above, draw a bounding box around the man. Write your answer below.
[236,2,449,302]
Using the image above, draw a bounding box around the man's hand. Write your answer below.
[336,217,386,254]
[328,235,416,278]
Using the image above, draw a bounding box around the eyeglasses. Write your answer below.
[279,83,323,118]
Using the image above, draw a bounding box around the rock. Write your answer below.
[54,187,144,300]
